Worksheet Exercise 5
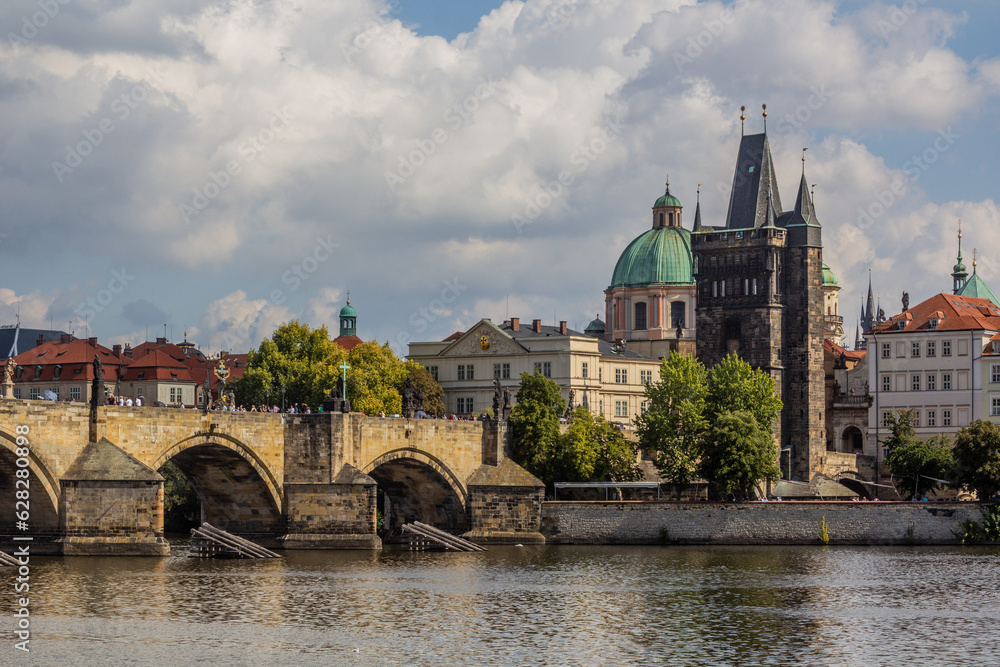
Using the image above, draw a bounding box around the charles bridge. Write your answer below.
[0,400,545,555]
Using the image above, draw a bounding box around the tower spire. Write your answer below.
[952,219,968,293]
[740,106,745,136]
[762,104,767,133]
[693,183,703,232]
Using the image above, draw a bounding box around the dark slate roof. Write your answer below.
[62,437,163,481]
[692,199,703,231]
[333,463,376,486]
[724,133,783,230]
[0,326,69,360]
[466,459,544,488]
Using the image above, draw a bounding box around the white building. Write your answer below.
[408,318,661,426]
[865,292,1000,466]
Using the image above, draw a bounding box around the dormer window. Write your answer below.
[34,365,43,380]
[928,319,939,330]
[15,366,23,381]
[54,364,62,380]
[993,341,1000,354]
[896,320,906,331]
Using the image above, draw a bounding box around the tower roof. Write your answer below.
[339,302,357,319]
[724,133,783,230]
[957,271,1000,306]
[822,263,838,287]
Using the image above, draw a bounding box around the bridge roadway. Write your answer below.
[0,400,544,555]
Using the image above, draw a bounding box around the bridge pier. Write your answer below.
[463,459,546,545]
[59,438,170,556]
[282,464,382,549]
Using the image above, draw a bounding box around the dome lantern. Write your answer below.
[652,176,682,229]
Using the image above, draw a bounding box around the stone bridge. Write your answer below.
[0,401,544,555]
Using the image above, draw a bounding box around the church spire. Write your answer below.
[692,184,703,232]
[952,219,968,293]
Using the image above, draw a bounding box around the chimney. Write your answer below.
[511,318,520,332]
[88,337,98,347]
[156,337,167,345]
[559,320,567,335]
[60,333,73,343]
[113,344,122,357]
[37,334,44,346]
[533,319,542,333]
[124,344,133,358]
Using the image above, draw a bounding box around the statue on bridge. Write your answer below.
[492,377,502,418]
[2,357,14,399]
[322,361,352,413]
[90,355,105,409]
[402,377,420,419]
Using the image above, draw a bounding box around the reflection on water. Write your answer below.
[3,540,1000,666]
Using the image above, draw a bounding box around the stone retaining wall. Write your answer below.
[541,501,985,545]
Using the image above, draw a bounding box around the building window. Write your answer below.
[942,374,952,390]
[927,410,936,427]
[712,281,718,298]
[913,411,920,427]
[881,375,890,392]
[640,370,653,385]
[493,364,501,379]
[502,363,510,380]
[641,400,650,414]
[599,399,603,415]
[615,400,628,417]
[943,409,952,426]
[457,397,473,414]
[634,302,647,330]
[671,301,685,329]
[582,362,589,379]
[467,365,474,380]
[542,362,551,378]
[534,362,541,375]
[882,411,891,426]
[12,388,20,399]
[912,375,920,391]
[992,364,1000,384]
[29,388,39,400]
[615,368,627,384]
[927,341,936,357]
[942,340,952,356]
[911,342,920,357]
[752,278,758,295]
[720,280,726,297]
[992,398,1000,417]
[927,374,936,391]
[429,366,438,381]
[881,343,891,359]
[458,365,466,380]
[69,386,81,400]
[743,278,750,295]
[170,387,184,404]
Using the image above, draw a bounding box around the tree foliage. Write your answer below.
[637,351,782,499]
[347,341,408,415]
[636,352,708,497]
[405,363,446,417]
[510,372,565,482]
[882,410,954,499]
[699,411,781,501]
[159,461,200,533]
[953,419,1000,502]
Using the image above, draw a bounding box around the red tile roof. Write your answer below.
[12,338,127,383]
[334,334,363,351]
[121,349,194,382]
[869,293,1000,334]
[824,338,866,361]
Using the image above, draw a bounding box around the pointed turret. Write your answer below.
[692,184,704,232]
[785,151,822,246]
[853,319,861,351]
[952,220,968,294]
[724,132,782,229]
[864,270,875,331]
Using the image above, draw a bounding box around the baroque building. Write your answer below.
[690,126,826,481]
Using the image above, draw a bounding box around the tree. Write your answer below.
[556,408,642,484]
[405,363,445,417]
[235,321,345,409]
[882,411,954,499]
[699,411,780,501]
[509,372,565,484]
[347,341,409,415]
[159,461,200,533]
[635,352,708,498]
[953,419,1000,501]
[706,353,783,431]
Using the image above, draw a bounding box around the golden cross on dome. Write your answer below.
[973,248,978,269]
[346,290,350,305]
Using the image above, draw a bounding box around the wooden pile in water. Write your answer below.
[401,521,486,552]
[0,550,20,567]
[189,522,282,559]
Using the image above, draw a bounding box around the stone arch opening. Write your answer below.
[841,426,864,454]
[364,450,467,539]
[0,433,60,536]
[153,435,282,536]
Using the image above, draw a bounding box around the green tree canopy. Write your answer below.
[556,408,642,484]
[509,372,565,483]
[635,352,708,498]
[953,419,1000,501]
[706,353,783,431]
[405,363,446,417]
[699,410,781,501]
[882,410,954,499]
[347,341,409,415]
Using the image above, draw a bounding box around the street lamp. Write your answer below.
[281,384,286,412]
[265,389,270,408]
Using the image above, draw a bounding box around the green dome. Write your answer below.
[654,192,682,208]
[954,261,966,274]
[822,263,838,287]
[610,226,693,287]
[339,302,357,318]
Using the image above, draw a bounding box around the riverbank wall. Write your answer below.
[540,501,986,545]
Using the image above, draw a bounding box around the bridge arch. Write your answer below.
[153,432,283,534]
[0,429,60,533]
[363,448,468,536]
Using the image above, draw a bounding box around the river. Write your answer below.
[3,541,999,665]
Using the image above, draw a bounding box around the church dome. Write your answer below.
[654,191,682,208]
[609,226,694,287]
[339,302,357,319]
[822,263,838,287]
[584,315,606,337]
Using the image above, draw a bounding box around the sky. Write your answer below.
[2,0,999,357]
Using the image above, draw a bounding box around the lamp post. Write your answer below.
[281,385,286,412]
[265,388,270,409]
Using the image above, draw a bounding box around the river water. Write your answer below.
[3,541,999,666]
